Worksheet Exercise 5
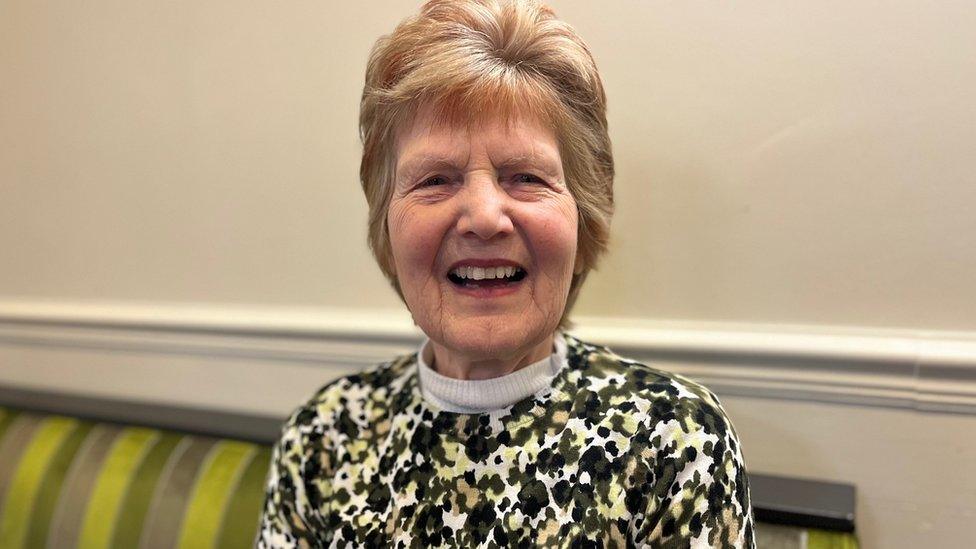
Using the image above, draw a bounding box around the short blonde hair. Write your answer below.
[359,0,614,326]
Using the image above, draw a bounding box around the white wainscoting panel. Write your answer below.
[1,299,974,418]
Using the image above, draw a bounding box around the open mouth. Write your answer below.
[447,265,527,289]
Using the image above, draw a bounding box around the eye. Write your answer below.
[419,175,448,188]
[513,173,546,185]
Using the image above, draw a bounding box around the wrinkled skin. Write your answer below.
[388,107,580,380]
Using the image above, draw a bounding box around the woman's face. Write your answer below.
[389,107,579,362]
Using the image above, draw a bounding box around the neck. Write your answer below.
[428,334,555,380]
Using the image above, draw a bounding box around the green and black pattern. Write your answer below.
[258,335,754,548]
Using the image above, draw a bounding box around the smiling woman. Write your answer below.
[257,1,754,547]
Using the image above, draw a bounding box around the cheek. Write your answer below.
[535,204,579,277]
[387,203,444,283]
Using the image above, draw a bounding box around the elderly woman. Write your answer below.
[258,1,753,547]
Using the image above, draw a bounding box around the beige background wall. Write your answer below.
[3,0,975,330]
[2,1,975,547]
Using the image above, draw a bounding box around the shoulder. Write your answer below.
[565,335,737,443]
[276,352,417,448]
[566,337,753,546]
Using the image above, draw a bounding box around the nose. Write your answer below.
[455,175,514,240]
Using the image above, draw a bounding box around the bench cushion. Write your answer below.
[0,407,269,549]
[0,406,859,548]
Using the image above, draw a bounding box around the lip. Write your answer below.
[450,281,523,299]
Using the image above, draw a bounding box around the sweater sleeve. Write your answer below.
[630,389,755,549]
[256,407,330,548]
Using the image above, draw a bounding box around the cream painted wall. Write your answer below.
[2,2,976,548]
[2,0,975,330]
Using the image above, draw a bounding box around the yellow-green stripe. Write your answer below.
[807,529,860,549]
[177,441,258,549]
[109,432,182,549]
[214,447,272,549]
[0,417,79,549]
[77,427,159,549]
[25,421,93,549]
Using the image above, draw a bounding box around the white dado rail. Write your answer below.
[0,299,974,416]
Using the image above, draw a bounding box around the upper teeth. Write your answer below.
[452,266,518,280]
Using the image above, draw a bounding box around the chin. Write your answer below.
[437,313,553,360]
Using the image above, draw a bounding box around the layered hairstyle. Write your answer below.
[359,0,614,326]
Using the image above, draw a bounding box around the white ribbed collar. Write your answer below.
[416,333,568,414]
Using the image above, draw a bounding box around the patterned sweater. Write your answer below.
[257,335,755,548]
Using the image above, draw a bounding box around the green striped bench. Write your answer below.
[0,404,859,548]
[0,407,269,549]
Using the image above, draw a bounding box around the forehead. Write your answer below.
[394,103,562,169]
